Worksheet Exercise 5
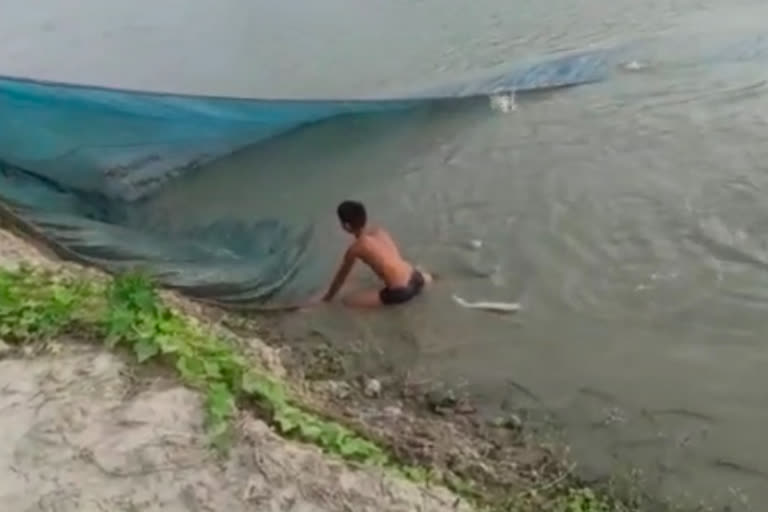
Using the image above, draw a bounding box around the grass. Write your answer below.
[0,263,643,512]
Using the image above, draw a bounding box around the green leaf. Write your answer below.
[276,414,298,434]
[51,284,76,307]
[338,437,378,459]
[203,359,222,379]
[275,406,304,434]
[319,422,345,446]
[176,355,205,382]
[241,372,286,406]
[155,314,181,334]
[297,416,325,441]
[105,306,134,338]
[154,334,178,354]
[134,339,160,363]
[206,382,235,420]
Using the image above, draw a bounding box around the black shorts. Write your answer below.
[379,270,425,305]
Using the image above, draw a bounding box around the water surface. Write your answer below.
[4,0,768,507]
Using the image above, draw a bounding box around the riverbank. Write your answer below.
[0,223,715,512]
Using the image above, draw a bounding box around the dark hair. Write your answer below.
[336,200,367,230]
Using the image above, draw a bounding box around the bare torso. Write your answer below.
[351,226,413,289]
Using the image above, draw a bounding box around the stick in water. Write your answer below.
[451,294,521,314]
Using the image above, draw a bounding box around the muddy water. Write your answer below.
[4,0,768,507]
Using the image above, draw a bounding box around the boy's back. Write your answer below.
[352,226,413,290]
[319,200,432,308]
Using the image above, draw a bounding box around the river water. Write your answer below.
[4,0,768,508]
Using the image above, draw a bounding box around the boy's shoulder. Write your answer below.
[346,237,366,256]
[348,232,379,254]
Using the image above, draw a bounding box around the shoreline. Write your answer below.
[0,220,727,512]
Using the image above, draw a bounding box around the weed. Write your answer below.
[550,488,613,512]
[0,264,100,342]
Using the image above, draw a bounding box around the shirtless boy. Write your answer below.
[319,200,432,308]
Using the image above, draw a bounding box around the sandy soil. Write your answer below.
[0,228,55,270]
[0,228,472,512]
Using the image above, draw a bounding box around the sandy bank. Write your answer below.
[0,228,472,512]
[0,346,471,512]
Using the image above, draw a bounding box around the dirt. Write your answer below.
[0,228,57,271]
[0,227,478,512]
[0,345,474,512]
[221,311,573,507]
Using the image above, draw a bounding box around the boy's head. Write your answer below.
[336,200,367,233]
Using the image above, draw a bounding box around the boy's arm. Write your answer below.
[323,247,357,301]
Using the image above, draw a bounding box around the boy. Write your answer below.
[318,200,432,308]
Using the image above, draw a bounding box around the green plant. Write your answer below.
[0,265,99,343]
[98,271,393,460]
[0,265,394,460]
[555,488,612,512]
